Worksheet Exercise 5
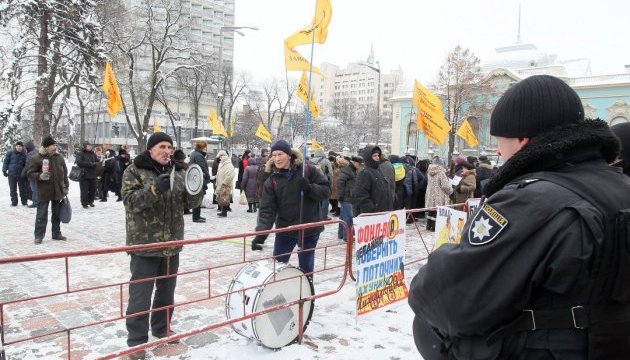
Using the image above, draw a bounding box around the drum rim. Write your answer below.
[252,264,315,349]
[185,164,203,195]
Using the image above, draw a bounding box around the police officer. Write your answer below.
[408,75,630,360]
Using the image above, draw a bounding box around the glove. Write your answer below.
[155,173,171,193]
[251,235,266,251]
[297,177,311,194]
[39,172,50,181]
[2,171,7,177]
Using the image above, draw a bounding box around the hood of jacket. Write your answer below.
[269,148,304,173]
[427,163,445,177]
[362,145,381,169]
[484,119,619,196]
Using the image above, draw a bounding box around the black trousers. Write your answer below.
[34,199,61,239]
[126,254,179,347]
[79,178,96,206]
[8,175,28,205]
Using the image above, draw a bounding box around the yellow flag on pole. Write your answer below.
[153,119,161,132]
[413,80,442,112]
[102,62,123,117]
[284,41,325,77]
[255,123,272,143]
[456,118,479,147]
[285,0,332,49]
[417,109,451,146]
[311,139,323,150]
[297,71,321,117]
[208,107,228,137]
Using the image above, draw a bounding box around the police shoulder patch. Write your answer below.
[468,202,509,246]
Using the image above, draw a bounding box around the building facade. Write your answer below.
[391,40,630,159]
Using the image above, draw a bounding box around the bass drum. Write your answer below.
[225,261,315,349]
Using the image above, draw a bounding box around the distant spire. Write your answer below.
[366,44,375,65]
[516,4,522,44]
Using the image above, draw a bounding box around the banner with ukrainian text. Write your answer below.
[355,210,408,317]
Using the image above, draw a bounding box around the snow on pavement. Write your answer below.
[0,160,429,359]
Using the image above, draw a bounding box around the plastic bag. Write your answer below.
[59,196,72,224]
[239,191,248,205]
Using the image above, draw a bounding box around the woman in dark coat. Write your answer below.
[236,149,251,190]
[240,156,259,212]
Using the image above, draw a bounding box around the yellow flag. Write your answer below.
[102,62,123,117]
[284,41,325,77]
[311,139,323,150]
[297,71,321,117]
[255,123,272,143]
[456,118,479,147]
[413,80,442,113]
[285,0,333,49]
[153,119,161,132]
[417,110,451,146]
[208,107,228,137]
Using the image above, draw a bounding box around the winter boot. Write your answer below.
[251,238,264,251]
[218,208,227,217]
[253,203,258,213]
[247,203,253,213]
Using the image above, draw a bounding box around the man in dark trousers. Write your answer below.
[250,140,330,279]
[75,141,99,208]
[121,132,203,357]
[188,140,211,223]
[408,75,630,360]
[27,136,69,244]
[3,140,28,206]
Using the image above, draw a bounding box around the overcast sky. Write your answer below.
[233,0,630,85]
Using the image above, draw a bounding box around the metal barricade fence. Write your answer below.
[0,220,353,359]
[0,204,467,359]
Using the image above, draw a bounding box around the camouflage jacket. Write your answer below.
[122,152,203,257]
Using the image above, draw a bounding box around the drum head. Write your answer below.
[253,265,315,349]
[185,164,204,195]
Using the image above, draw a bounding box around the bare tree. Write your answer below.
[435,45,494,160]
[1,0,105,144]
[104,0,196,150]
[175,62,214,138]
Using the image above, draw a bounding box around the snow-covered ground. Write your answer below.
[0,159,431,359]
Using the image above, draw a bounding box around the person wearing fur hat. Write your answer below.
[611,122,630,176]
[121,132,203,352]
[453,162,476,204]
[27,136,69,244]
[3,140,28,206]
[75,141,99,208]
[409,75,630,359]
[251,140,331,279]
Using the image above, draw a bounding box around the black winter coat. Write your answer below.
[336,161,357,203]
[3,148,27,177]
[354,145,394,215]
[255,151,330,239]
[189,149,210,190]
[76,149,98,179]
[409,120,630,360]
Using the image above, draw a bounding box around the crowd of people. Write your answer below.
[4,74,630,359]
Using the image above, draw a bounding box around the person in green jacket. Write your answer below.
[121,132,203,353]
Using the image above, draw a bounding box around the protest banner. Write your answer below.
[354,210,408,316]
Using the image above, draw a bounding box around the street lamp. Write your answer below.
[360,61,381,143]
[217,25,258,127]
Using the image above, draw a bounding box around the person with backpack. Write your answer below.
[250,140,330,279]
[409,75,630,360]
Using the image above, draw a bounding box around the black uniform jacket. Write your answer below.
[409,120,630,360]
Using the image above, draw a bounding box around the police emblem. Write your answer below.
[468,203,508,245]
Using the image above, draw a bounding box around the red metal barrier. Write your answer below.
[0,219,353,360]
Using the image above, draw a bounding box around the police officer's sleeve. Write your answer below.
[408,185,599,337]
